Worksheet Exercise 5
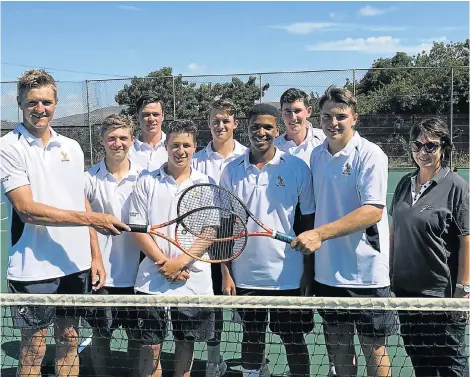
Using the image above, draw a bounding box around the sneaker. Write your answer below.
[206,361,227,377]
[328,363,337,377]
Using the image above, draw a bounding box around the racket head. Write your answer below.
[177,183,254,225]
[174,207,248,263]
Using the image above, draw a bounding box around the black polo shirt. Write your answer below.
[390,167,469,297]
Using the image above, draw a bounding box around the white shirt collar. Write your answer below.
[17,123,62,147]
[320,131,361,157]
[276,121,320,146]
[157,163,206,185]
[134,132,167,151]
[205,140,245,158]
[96,159,142,180]
[243,147,285,171]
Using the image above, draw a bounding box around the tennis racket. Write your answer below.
[119,206,248,263]
[177,183,295,244]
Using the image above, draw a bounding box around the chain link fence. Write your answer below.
[2,67,468,169]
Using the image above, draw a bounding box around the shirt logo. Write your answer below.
[343,162,352,175]
[60,151,70,162]
[420,204,434,212]
[276,176,285,187]
[1,175,10,184]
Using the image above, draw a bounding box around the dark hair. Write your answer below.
[409,118,453,167]
[280,88,310,109]
[319,86,357,113]
[18,69,57,101]
[166,119,198,143]
[248,103,280,123]
[210,99,238,121]
[136,94,164,114]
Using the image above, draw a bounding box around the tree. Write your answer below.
[114,67,270,121]
[349,40,469,115]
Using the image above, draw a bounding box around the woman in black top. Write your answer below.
[389,118,469,377]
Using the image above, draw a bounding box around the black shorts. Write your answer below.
[8,270,91,330]
[133,293,215,345]
[315,281,398,337]
[236,288,312,336]
[86,286,136,337]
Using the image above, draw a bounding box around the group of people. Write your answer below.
[1,69,468,377]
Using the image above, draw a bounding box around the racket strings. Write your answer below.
[176,207,247,262]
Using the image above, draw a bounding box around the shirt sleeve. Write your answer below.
[129,173,150,225]
[453,183,470,236]
[357,147,388,207]
[298,160,315,215]
[0,145,30,195]
[84,171,94,203]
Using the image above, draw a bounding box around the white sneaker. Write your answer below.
[206,361,228,377]
[328,363,337,377]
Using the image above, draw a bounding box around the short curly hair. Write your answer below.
[18,69,58,101]
[100,114,135,137]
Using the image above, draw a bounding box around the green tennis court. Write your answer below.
[1,169,468,376]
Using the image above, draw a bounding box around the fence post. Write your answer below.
[449,67,454,170]
[85,80,93,166]
[172,76,176,120]
[259,73,263,103]
[352,69,356,96]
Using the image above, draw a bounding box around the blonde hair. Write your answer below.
[18,69,58,101]
[100,114,135,137]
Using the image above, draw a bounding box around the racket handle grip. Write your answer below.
[272,231,295,244]
[118,224,149,233]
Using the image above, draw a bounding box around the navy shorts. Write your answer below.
[8,270,91,330]
[133,293,215,345]
[236,288,312,336]
[315,281,398,337]
[86,286,136,337]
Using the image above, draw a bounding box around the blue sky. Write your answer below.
[1,1,468,119]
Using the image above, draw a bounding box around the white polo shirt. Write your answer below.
[219,148,315,290]
[85,160,142,287]
[310,132,390,288]
[0,123,91,281]
[275,122,326,168]
[128,132,167,172]
[192,140,247,184]
[130,165,215,296]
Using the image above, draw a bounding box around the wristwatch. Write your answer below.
[455,283,470,293]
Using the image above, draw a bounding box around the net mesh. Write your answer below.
[1,294,468,377]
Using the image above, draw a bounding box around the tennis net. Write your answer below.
[1,294,468,377]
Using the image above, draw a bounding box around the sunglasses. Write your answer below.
[410,140,441,153]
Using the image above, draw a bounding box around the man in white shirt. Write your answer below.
[292,87,396,377]
[192,99,247,377]
[0,70,128,377]
[129,120,215,377]
[128,94,168,171]
[220,104,315,377]
[85,114,143,376]
[276,88,325,169]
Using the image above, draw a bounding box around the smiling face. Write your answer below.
[165,132,196,170]
[209,108,238,144]
[248,114,278,153]
[100,127,134,161]
[281,99,312,136]
[320,100,357,146]
[18,85,57,131]
[138,102,164,137]
[411,134,442,170]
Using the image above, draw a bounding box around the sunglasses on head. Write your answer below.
[410,140,441,153]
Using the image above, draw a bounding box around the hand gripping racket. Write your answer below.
[177,183,295,244]
[121,206,248,263]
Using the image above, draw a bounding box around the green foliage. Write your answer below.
[114,67,269,121]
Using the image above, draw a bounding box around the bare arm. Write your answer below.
[457,235,470,285]
[292,204,383,254]
[6,185,129,235]
[389,223,395,286]
[131,233,168,265]
[85,198,106,290]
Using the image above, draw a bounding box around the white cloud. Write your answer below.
[306,36,433,54]
[359,5,394,17]
[271,22,339,34]
[420,36,447,43]
[328,12,346,21]
[187,63,207,73]
[272,22,408,34]
[118,5,140,11]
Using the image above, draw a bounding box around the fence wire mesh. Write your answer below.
[1,67,468,169]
